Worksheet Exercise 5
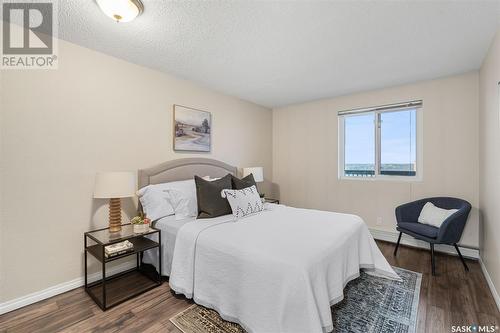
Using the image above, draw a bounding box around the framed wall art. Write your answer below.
[173,104,211,152]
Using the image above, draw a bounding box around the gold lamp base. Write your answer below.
[109,198,122,233]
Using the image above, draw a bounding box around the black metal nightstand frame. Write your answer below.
[84,224,162,310]
[264,198,280,204]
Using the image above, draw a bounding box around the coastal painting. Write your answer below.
[173,105,211,152]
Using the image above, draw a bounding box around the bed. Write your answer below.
[142,215,193,276]
[140,158,239,276]
[138,158,399,333]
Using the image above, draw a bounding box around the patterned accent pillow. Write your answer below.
[221,185,264,219]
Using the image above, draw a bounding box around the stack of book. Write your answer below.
[104,240,134,258]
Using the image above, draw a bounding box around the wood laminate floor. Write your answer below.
[1,241,499,333]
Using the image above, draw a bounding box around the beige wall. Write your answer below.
[0,39,272,302]
[1,32,494,307]
[0,69,4,302]
[479,30,500,303]
[273,72,479,247]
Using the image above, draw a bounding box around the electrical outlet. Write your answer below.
[376,217,383,225]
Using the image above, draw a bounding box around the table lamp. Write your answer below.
[94,172,136,233]
[243,167,264,197]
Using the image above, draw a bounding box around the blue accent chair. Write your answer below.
[394,197,471,276]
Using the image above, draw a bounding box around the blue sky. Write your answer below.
[344,109,416,165]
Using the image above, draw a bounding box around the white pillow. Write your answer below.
[202,176,221,181]
[167,188,198,220]
[137,186,174,221]
[161,179,197,220]
[418,202,458,228]
[221,185,264,219]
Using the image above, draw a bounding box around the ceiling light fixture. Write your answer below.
[96,0,144,23]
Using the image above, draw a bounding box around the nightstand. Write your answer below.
[264,198,280,204]
[84,224,161,310]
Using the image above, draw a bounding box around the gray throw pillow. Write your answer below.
[195,174,233,218]
[231,174,257,190]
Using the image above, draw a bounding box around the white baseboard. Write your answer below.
[479,257,500,312]
[0,261,136,315]
[372,228,500,312]
[370,228,480,259]
[0,231,486,316]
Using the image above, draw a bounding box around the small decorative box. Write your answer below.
[133,224,149,233]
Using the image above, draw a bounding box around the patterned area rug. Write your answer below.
[170,267,421,333]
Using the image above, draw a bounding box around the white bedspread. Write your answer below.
[143,215,194,276]
[170,204,399,333]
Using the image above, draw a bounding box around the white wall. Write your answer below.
[479,30,500,304]
[273,72,479,247]
[0,39,272,303]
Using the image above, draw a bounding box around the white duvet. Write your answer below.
[170,204,399,333]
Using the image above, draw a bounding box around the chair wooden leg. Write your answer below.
[394,232,402,256]
[454,243,469,272]
[430,243,436,276]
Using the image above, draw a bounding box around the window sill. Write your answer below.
[338,175,423,182]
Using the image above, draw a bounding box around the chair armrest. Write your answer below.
[437,205,471,244]
[395,199,428,223]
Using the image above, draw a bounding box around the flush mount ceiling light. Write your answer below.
[96,0,144,23]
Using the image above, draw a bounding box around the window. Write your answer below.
[344,113,375,176]
[338,101,422,180]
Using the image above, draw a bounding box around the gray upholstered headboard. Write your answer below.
[138,158,238,189]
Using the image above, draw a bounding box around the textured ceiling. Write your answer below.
[59,1,500,107]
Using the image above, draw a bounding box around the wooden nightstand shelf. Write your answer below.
[84,224,162,310]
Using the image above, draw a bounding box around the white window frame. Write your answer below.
[338,103,423,182]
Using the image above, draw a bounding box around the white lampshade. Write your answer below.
[243,167,264,182]
[94,172,136,198]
